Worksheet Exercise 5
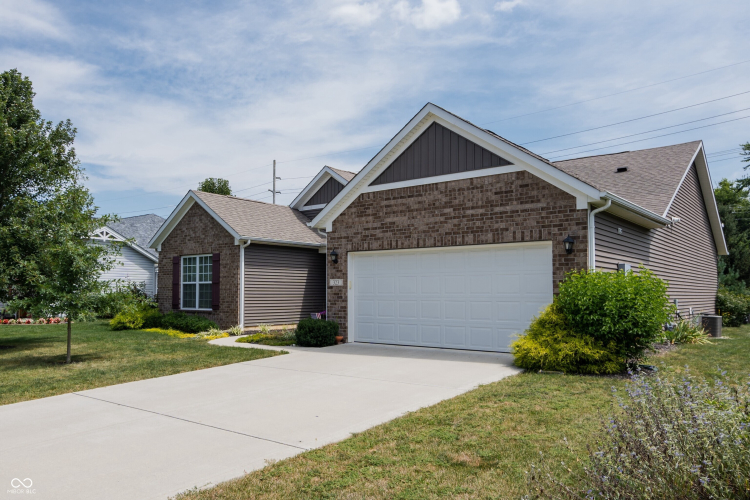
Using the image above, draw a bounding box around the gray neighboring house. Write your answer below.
[92,214,165,296]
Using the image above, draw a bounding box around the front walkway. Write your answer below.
[1,340,518,500]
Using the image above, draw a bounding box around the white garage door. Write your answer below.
[349,242,553,352]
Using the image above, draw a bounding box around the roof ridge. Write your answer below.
[193,190,308,213]
[552,140,703,163]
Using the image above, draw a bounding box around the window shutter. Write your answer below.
[212,253,220,310]
[172,256,180,309]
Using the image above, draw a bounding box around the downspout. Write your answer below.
[239,239,251,328]
[588,199,611,270]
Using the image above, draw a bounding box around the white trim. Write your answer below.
[245,236,325,248]
[663,142,728,256]
[602,193,672,227]
[588,199,611,269]
[239,239,251,327]
[148,191,241,250]
[180,254,213,311]
[300,203,327,210]
[290,166,350,210]
[92,226,159,263]
[310,104,603,230]
[363,165,526,193]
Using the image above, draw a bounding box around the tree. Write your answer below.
[0,69,115,363]
[715,176,750,288]
[198,178,231,195]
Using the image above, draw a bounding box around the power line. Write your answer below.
[710,156,749,164]
[542,108,750,156]
[519,90,750,145]
[482,58,750,125]
[548,114,750,160]
[708,147,744,156]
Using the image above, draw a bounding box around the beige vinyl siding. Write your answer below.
[595,164,718,316]
[244,244,326,326]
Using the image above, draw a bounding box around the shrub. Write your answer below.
[556,267,673,360]
[662,319,712,345]
[512,303,625,375]
[160,312,218,333]
[295,319,338,347]
[228,325,243,336]
[525,369,750,499]
[110,303,162,331]
[716,286,750,327]
[8,319,15,324]
[93,282,153,319]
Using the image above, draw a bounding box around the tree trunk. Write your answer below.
[66,317,72,364]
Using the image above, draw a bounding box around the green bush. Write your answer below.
[93,282,153,319]
[295,319,338,347]
[110,303,162,331]
[511,303,625,375]
[661,319,712,345]
[556,267,673,360]
[716,286,750,327]
[160,312,218,333]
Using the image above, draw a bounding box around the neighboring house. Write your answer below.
[307,103,726,353]
[92,214,165,296]
[148,189,329,329]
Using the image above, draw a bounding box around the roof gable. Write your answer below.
[107,214,165,259]
[149,190,326,250]
[290,165,356,210]
[370,122,513,186]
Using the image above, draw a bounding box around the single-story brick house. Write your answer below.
[305,103,727,352]
[148,188,336,328]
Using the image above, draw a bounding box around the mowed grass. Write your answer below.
[0,321,282,406]
[175,325,750,500]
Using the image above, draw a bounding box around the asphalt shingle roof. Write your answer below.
[192,190,326,245]
[108,214,165,258]
[329,167,357,182]
[552,141,701,215]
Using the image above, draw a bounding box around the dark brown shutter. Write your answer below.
[172,256,180,309]
[212,253,221,310]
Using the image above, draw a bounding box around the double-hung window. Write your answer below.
[182,255,212,310]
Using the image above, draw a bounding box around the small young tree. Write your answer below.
[0,69,116,362]
[197,178,232,195]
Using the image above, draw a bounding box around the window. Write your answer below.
[182,255,212,310]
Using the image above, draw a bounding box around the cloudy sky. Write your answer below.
[1,0,748,218]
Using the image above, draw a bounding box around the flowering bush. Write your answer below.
[2,319,7,324]
[52,317,61,324]
[525,369,750,499]
[8,319,16,324]
[36,318,46,324]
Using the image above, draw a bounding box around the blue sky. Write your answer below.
[1,0,749,219]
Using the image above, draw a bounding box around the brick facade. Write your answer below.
[326,170,588,340]
[157,204,240,328]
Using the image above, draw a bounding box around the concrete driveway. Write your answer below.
[1,340,519,500]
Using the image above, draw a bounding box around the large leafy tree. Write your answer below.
[714,178,750,289]
[0,69,115,363]
[198,177,232,195]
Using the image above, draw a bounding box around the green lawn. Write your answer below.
[0,321,282,406]
[175,326,750,500]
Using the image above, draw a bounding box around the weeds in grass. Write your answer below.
[525,368,750,499]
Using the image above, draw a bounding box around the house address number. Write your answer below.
[329,279,343,286]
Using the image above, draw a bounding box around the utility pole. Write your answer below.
[268,159,281,204]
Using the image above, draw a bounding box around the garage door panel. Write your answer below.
[350,242,552,353]
[444,301,466,320]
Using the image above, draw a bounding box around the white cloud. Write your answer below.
[330,2,383,27]
[494,0,525,12]
[0,0,69,40]
[392,0,461,30]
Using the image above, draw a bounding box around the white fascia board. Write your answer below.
[148,191,242,251]
[600,193,672,228]
[244,236,326,248]
[290,167,348,209]
[97,226,159,262]
[694,144,729,255]
[311,104,602,229]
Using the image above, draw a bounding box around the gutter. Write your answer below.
[239,239,251,328]
[588,199,611,270]
[247,237,325,248]
[601,192,673,227]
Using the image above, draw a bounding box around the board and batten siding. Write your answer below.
[97,242,157,296]
[306,177,345,206]
[595,164,718,316]
[244,244,326,326]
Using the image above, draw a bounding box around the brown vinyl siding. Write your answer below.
[595,164,718,316]
[370,122,513,186]
[306,177,344,206]
[244,244,326,326]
